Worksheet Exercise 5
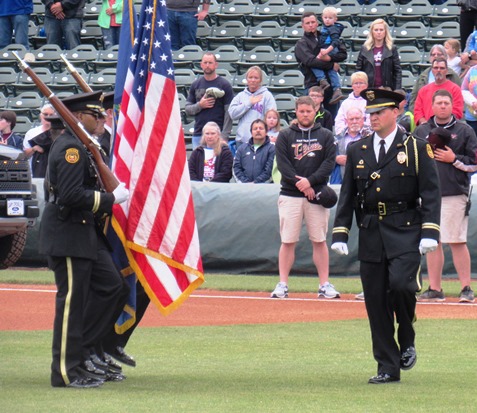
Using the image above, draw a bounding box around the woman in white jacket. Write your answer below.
[228,66,276,147]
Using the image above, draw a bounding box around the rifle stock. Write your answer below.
[13,51,119,193]
[60,54,93,93]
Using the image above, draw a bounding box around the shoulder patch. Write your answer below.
[426,143,434,159]
[65,148,80,164]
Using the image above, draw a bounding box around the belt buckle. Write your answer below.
[370,172,380,180]
[378,202,386,216]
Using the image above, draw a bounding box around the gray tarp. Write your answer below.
[20,179,477,276]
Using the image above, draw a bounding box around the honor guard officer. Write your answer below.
[331,89,441,384]
[40,91,130,388]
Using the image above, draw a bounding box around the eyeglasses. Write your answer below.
[432,66,447,71]
[309,94,324,98]
[41,112,55,116]
[81,111,100,120]
[430,53,444,57]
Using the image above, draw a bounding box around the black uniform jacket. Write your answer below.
[332,129,441,262]
[39,130,115,260]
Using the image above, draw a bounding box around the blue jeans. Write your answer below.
[311,67,341,90]
[101,26,121,49]
[167,10,198,51]
[44,16,82,50]
[0,14,30,49]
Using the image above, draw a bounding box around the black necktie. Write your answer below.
[378,140,386,164]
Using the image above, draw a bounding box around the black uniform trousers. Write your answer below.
[360,248,420,379]
[49,237,124,387]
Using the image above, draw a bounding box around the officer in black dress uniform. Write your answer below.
[40,91,130,388]
[331,89,441,384]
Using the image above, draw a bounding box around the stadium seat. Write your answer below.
[196,21,212,49]
[242,21,283,51]
[391,21,427,48]
[274,93,297,122]
[173,69,197,96]
[80,20,104,50]
[207,21,247,50]
[271,48,299,75]
[172,45,204,70]
[234,46,277,75]
[250,0,290,25]
[0,67,19,96]
[401,70,416,91]
[334,0,363,25]
[0,44,28,68]
[349,23,372,52]
[177,92,188,123]
[394,0,432,26]
[215,0,255,25]
[212,45,241,74]
[6,91,44,120]
[356,0,397,26]
[91,45,119,72]
[429,2,461,27]
[49,69,89,94]
[204,0,221,26]
[13,67,52,95]
[423,21,460,51]
[62,44,99,71]
[277,22,303,51]
[13,115,34,136]
[268,70,304,95]
[87,68,117,92]
[0,91,7,108]
[31,0,45,25]
[232,72,270,93]
[83,0,101,21]
[341,49,359,76]
[398,45,422,75]
[286,2,327,26]
[28,44,63,72]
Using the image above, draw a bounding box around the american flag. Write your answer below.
[110,0,204,315]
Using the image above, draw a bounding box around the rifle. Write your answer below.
[60,54,93,93]
[12,51,119,193]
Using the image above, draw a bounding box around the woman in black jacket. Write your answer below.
[355,18,402,90]
[188,121,233,182]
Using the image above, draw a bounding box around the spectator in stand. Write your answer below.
[308,86,333,131]
[0,0,32,49]
[356,18,402,91]
[330,107,371,185]
[188,121,233,182]
[409,45,462,112]
[459,0,477,52]
[414,89,477,303]
[23,103,56,157]
[228,66,276,148]
[295,11,347,106]
[233,119,275,184]
[185,52,234,149]
[444,38,465,77]
[334,71,370,135]
[42,0,85,50]
[0,111,24,149]
[98,0,122,49]
[395,89,415,133]
[265,109,281,144]
[414,58,464,126]
[166,0,210,51]
[461,64,477,135]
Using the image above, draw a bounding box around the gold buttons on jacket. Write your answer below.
[376,187,381,192]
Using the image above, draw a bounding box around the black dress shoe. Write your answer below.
[368,373,400,384]
[400,346,417,370]
[106,372,127,382]
[104,353,123,373]
[77,359,107,380]
[66,377,103,388]
[110,346,136,367]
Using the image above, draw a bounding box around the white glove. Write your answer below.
[331,242,349,256]
[419,238,438,255]
[112,182,129,205]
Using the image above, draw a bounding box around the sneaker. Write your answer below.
[418,287,445,302]
[319,78,330,91]
[271,282,288,298]
[355,291,365,301]
[329,88,344,105]
[459,286,475,303]
[318,282,340,299]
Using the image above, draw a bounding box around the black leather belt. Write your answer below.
[362,201,417,216]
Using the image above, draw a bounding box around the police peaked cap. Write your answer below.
[308,185,338,208]
[61,91,103,115]
[360,88,405,114]
[44,115,65,130]
[101,91,115,111]
[427,127,452,150]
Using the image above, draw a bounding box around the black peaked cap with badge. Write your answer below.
[360,88,405,114]
[427,127,452,150]
[61,91,103,115]
[101,91,115,111]
[308,185,338,208]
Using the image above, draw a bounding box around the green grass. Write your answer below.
[1,320,476,412]
[1,268,473,297]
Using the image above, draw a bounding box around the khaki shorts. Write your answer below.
[440,194,469,243]
[278,195,329,243]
